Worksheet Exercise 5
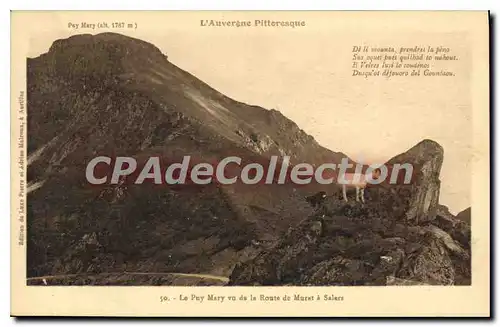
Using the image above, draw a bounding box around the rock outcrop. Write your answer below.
[456,207,472,224]
[230,141,470,286]
[230,202,471,286]
[383,139,444,224]
[435,205,471,249]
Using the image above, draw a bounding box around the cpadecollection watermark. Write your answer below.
[85,156,414,186]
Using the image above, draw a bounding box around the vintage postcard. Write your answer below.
[11,10,490,317]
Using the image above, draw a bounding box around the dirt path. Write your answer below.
[27,271,230,283]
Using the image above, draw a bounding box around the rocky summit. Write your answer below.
[27,33,470,286]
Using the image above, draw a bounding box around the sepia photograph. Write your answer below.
[10,10,490,317]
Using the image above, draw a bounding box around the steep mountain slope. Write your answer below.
[26,33,351,282]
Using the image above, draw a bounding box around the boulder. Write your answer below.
[435,204,471,248]
[397,231,455,285]
[456,207,472,224]
[299,256,371,286]
[228,219,323,285]
[369,248,405,285]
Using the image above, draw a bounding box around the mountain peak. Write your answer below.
[47,32,166,59]
[414,138,444,155]
[37,32,168,90]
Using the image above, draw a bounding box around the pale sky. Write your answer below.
[24,12,474,214]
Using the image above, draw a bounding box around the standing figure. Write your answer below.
[339,168,381,203]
